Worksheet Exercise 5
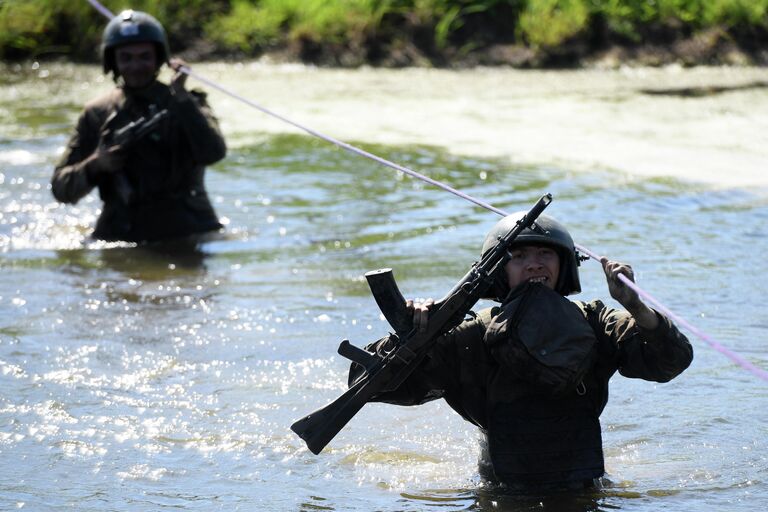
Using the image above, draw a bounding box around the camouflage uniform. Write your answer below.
[350,298,693,489]
[52,80,226,242]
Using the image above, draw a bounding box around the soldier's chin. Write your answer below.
[122,75,154,89]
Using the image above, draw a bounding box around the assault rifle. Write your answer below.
[104,108,170,204]
[108,108,170,149]
[290,193,553,454]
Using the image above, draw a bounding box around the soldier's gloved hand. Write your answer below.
[405,298,435,332]
[600,257,640,309]
[169,57,190,100]
[85,143,126,181]
[601,257,659,330]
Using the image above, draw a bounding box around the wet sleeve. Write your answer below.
[172,89,227,165]
[51,110,101,204]
[590,300,693,382]
[347,319,477,406]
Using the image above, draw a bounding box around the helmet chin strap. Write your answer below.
[85,0,768,382]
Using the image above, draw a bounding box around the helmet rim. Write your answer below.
[481,212,581,300]
[101,10,170,76]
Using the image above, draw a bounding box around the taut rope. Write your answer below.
[85,0,768,382]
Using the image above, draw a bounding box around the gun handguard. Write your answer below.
[290,193,552,454]
[111,109,170,148]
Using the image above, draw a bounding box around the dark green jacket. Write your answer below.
[350,299,693,485]
[52,80,226,243]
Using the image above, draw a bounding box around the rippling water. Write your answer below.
[1,62,767,511]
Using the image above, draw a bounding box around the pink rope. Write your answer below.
[576,245,768,382]
[86,0,113,19]
[85,0,767,383]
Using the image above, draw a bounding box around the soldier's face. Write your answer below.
[504,244,560,290]
[115,42,158,88]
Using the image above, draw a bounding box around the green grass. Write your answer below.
[203,0,391,52]
[1,0,767,62]
[519,0,590,47]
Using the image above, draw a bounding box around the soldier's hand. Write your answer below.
[601,257,640,309]
[406,298,435,332]
[87,143,126,176]
[169,58,190,99]
[601,257,659,330]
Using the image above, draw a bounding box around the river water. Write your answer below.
[1,62,767,511]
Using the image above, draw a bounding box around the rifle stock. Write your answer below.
[291,193,552,454]
[290,378,373,455]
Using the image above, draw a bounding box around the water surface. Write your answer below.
[1,62,767,511]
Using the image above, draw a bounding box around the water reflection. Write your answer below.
[472,487,605,512]
[48,242,218,328]
[397,478,693,511]
[98,242,208,278]
[399,483,628,511]
[55,240,209,280]
[2,63,768,512]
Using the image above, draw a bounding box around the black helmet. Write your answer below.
[481,212,582,299]
[102,10,170,75]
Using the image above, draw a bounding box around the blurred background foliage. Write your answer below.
[1,0,766,65]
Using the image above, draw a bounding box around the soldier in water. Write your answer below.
[350,213,693,490]
[52,10,226,243]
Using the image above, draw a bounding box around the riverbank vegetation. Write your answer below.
[2,0,767,67]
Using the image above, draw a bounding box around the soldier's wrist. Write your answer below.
[629,303,659,330]
[83,155,102,184]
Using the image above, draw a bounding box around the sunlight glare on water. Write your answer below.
[0,61,767,511]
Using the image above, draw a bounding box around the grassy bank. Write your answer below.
[2,0,767,66]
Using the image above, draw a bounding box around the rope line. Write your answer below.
[576,245,768,381]
[85,0,768,382]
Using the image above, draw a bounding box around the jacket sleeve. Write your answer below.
[51,109,102,204]
[586,300,693,382]
[172,89,226,166]
[347,314,486,406]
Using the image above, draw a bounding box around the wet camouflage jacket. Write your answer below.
[353,299,692,427]
[52,80,226,242]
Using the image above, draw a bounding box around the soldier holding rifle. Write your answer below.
[293,195,693,491]
[351,211,693,490]
[52,10,226,243]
